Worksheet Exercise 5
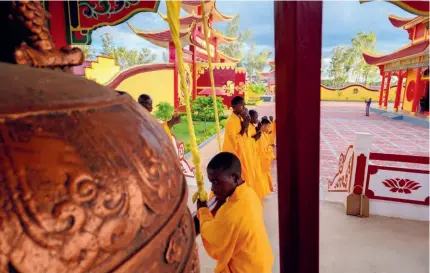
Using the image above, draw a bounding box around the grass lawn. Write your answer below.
[171,119,217,144]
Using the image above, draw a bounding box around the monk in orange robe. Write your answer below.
[222,96,259,196]
[197,152,274,273]
[263,116,276,159]
[138,94,180,135]
[249,110,271,198]
[260,118,275,192]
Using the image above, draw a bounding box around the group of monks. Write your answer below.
[139,94,276,273]
[222,96,277,201]
[197,96,276,273]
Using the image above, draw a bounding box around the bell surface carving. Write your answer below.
[0,62,198,273]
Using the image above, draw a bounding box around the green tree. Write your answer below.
[342,31,377,85]
[328,46,349,86]
[100,33,157,69]
[245,43,271,78]
[218,15,252,65]
[192,96,225,131]
[248,83,266,95]
[75,45,96,60]
[325,31,379,87]
[154,102,175,122]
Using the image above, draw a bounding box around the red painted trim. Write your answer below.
[362,41,429,65]
[194,51,209,61]
[353,154,368,195]
[369,152,430,164]
[48,1,68,50]
[388,15,416,28]
[424,111,430,116]
[106,63,175,89]
[321,83,394,92]
[275,2,322,272]
[365,165,429,206]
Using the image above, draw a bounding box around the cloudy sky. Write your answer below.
[91,0,413,73]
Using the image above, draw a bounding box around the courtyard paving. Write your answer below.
[185,102,429,273]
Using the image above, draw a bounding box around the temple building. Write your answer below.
[258,59,275,94]
[362,14,429,115]
[127,0,247,109]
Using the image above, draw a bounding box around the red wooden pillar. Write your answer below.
[411,67,422,114]
[214,37,219,62]
[190,45,197,100]
[383,73,391,108]
[401,71,408,110]
[394,73,403,111]
[275,2,321,273]
[48,1,68,50]
[169,42,179,108]
[378,74,385,108]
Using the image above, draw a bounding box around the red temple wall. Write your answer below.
[196,64,243,108]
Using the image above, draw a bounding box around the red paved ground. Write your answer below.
[253,102,430,182]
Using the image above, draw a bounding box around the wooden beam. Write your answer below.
[274,2,322,273]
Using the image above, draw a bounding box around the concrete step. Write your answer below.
[380,112,403,120]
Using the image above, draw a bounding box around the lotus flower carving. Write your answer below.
[382,178,421,194]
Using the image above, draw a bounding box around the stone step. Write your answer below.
[380,112,403,120]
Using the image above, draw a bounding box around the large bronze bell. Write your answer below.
[0,1,198,273]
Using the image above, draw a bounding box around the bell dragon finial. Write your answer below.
[0,0,84,71]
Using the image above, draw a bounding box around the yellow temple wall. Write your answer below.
[403,69,417,112]
[321,84,397,102]
[85,56,120,85]
[83,58,176,108]
[114,69,175,107]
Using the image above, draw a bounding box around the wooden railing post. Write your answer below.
[346,132,373,217]
[350,132,372,196]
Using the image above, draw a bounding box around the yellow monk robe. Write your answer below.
[222,114,257,193]
[268,119,276,146]
[248,125,270,198]
[260,132,275,192]
[198,183,274,273]
[162,122,171,136]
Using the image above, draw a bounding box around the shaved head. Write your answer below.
[207,152,241,175]
[207,152,242,201]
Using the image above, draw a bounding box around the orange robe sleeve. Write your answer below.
[198,185,274,273]
[198,207,239,273]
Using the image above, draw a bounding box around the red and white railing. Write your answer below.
[330,132,429,221]
[171,134,195,179]
[365,153,429,206]
[328,145,354,192]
